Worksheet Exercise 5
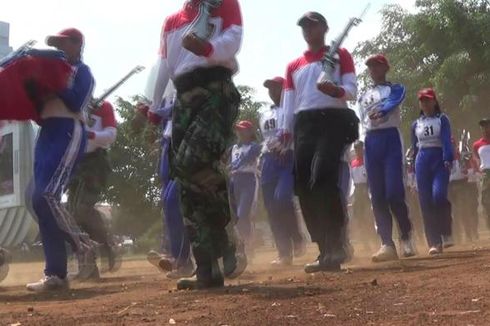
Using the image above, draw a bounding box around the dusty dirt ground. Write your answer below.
[1,241,490,326]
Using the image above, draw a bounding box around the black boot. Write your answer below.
[177,260,224,290]
[304,258,341,273]
[223,241,247,279]
[304,241,341,274]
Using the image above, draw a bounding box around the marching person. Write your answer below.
[411,88,453,255]
[149,0,245,290]
[358,54,415,262]
[350,141,378,252]
[473,118,490,231]
[66,100,118,280]
[448,139,478,243]
[26,28,95,292]
[279,12,359,273]
[138,90,194,279]
[229,120,261,257]
[260,77,306,267]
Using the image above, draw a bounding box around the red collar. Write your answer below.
[304,45,328,61]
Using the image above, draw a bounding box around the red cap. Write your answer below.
[46,28,84,47]
[263,77,285,89]
[365,54,390,68]
[418,88,437,101]
[235,120,254,130]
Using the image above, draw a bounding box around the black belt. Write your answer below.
[174,66,232,94]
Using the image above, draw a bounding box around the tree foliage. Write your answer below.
[355,0,490,140]
[104,97,162,238]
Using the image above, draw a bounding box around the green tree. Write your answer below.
[104,97,161,238]
[354,0,490,141]
[237,85,266,130]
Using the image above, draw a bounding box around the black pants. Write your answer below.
[294,108,359,265]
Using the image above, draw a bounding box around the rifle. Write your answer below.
[0,40,37,67]
[459,129,472,165]
[317,4,370,85]
[90,65,145,111]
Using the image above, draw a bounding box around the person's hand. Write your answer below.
[182,33,210,56]
[444,161,453,171]
[369,109,385,120]
[86,131,96,140]
[317,81,342,97]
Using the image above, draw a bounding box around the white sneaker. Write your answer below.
[400,239,416,258]
[372,245,398,263]
[26,275,69,292]
[428,246,443,256]
[442,236,454,249]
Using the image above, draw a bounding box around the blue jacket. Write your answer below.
[58,61,95,113]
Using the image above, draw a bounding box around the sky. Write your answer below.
[1,0,415,104]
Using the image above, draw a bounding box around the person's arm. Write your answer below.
[230,142,261,170]
[411,121,419,161]
[336,48,357,101]
[87,102,117,147]
[473,141,481,170]
[279,63,296,136]
[203,0,242,61]
[440,114,454,163]
[150,20,171,113]
[379,83,406,115]
[58,64,95,113]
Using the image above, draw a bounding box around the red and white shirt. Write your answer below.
[350,157,367,185]
[151,0,243,110]
[473,138,490,171]
[86,101,117,153]
[280,46,357,132]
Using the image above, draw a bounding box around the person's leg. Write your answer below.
[275,162,305,253]
[480,172,490,231]
[164,180,191,265]
[293,113,320,246]
[233,174,257,246]
[67,152,115,277]
[432,163,451,244]
[465,183,480,241]
[415,151,441,249]
[384,131,412,242]
[309,111,353,268]
[171,73,242,289]
[365,132,394,247]
[262,178,293,262]
[28,118,88,291]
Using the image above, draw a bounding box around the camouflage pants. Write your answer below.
[171,73,240,263]
[67,149,113,247]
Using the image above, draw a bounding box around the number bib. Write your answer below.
[415,116,442,148]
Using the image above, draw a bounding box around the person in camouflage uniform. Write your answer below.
[171,72,244,289]
[149,0,246,290]
[67,101,119,280]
